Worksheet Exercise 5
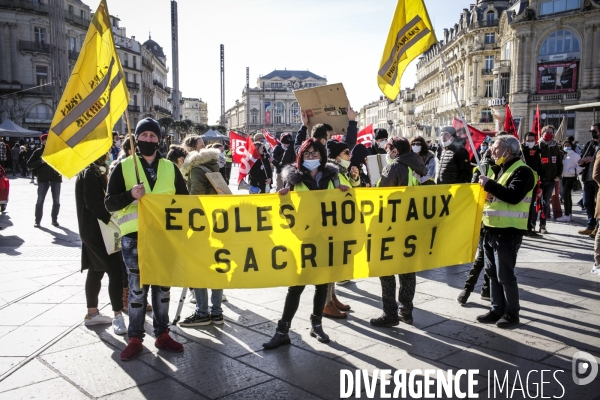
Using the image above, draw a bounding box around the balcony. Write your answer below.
[68,50,79,60]
[19,40,50,55]
[122,63,140,71]
[21,83,53,95]
[126,82,140,90]
[469,20,499,30]
[64,12,90,30]
[0,0,49,14]
[529,92,580,102]
[24,112,52,124]
[127,105,140,113]
[479,118,494,123]
[481,69,494,76]
[153,105,171,115]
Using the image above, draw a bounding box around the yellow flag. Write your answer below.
[378,0,437,101]
[43,0,129,178]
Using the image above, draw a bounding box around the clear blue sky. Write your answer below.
[107,0,463,123]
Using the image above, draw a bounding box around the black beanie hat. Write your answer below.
[374,128,389,140]
[135,117,162,140]
[326,139,349,159]
[280,132,293,145]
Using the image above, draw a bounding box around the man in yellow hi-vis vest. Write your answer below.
[105,118,188,361]
[477,135,535,329]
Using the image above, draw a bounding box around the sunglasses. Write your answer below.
[303,151,320,158]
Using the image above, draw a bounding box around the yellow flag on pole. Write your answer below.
[378,0,437,101]
[43,0,129,178]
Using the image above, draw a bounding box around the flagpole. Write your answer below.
[124,109,141,184]
[439,52,482,173]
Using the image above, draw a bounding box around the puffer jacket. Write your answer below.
[281,163,339,191]
[538,140,563,181]
[27,146,62,183]
[561,151,582,178]
[180,148,220,195]
[436,142,471,184]
[379,151,427,187]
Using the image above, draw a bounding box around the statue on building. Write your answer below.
[584,0,600,10]
[0,99,9,123]
[11,98,24,126]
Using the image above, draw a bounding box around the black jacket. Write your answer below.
[294,121,358,155]
[75,166,124,273]
[27,146,62,183]
[538,140,563,181]
[281,163,339,191]
[380,152,428,187]
[249,153,273,188]
[521,144,542,177]
[483,157,535,235]
[580,140,599,181]
[436,142,471,184]
[272,143,295,174]
[369,145,386,156]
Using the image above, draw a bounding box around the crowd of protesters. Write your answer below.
[18,112,592,361]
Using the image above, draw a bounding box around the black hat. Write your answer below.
[134,118,162,140]
[440,126,457,136]
[280,132,293,145]
[326,140,349,159]
[374,128,389,140]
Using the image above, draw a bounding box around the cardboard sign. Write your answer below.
[366,154,388,186]
[206,172,233,195]
[294,83,350,135]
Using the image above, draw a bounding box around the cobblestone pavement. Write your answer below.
[0,172,599,399]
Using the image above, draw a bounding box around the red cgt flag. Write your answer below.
[229,131,247,164]
[531,104,542,141]
[357,124,374,148]
[504,104,518,139]
[331,135,343,142]
[262,129,279,148]
[238,135,261,183]
[452,118,489,159]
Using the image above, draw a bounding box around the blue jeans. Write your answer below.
[121,236,170,340]
[193,288,223,317]
[583,180,598,229]
[483,231,522,317]
[35,181,61,223]
[538,180,555,227]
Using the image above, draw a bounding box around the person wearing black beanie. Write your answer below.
[134,118,162,141]
[350,143,373,187]
[370,128,388,155]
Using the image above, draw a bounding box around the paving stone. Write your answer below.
[19,285,84,304]
[219,378,322,400]
[138,343,272,399]
[238,346,350,400]
[99,377,199,400]
[0,377,88,400]
[29,272,76,286]
[220,297,284,327]
[0,303,55,326]
[227,287,290,306]
[0,358,58,393]
[0,326,67,357]
[0,357,24,376]
[40,342,164,398]
[25,303,84,327]
[42,326,101,355]
[426,319,566,361]
[541,346,600,372]
[0,326,16,339]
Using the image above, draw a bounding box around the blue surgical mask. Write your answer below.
[563,147,570,152]
[302,160,321,171]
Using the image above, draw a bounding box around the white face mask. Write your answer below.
[480,146,488,153]
[338,158,351,169]
[114,140,121,147]
[563,147,570,152]
[377,140,387,148]
[282,144,288,150]
[302,159,321,171]
[411,145,421,153]
[442,139,453,147]
[525,141,535,149]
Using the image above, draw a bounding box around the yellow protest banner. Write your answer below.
[378,0,438,101]
[138,184,485,289]
[43,0,129,178]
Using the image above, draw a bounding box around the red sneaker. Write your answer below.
[120,337,143,361]
[155,330,183,353]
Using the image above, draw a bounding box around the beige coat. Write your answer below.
[593,154,600,218]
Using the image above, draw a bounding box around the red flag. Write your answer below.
[262,129,279,148]
[238,135,261,183]
[532,104,542,141]
[504,104,518,139]
[229,131,247,164]
[452,118,489,159]
[331,135,343,142]
[357,124,374,148]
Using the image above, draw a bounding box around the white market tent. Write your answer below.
[0,119,41,138]
[202,129,229,141]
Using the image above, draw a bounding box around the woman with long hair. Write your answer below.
[409,136,437,185]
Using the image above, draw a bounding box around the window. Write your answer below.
[504,42,511,60]
[270,82,283,89]
[69,37,76,51]
[251,111,258,124]
[481,108,493,123]
[68,4,73,13]
[486,11,495,22]
[290,101,300,124]
[485,33,495,44]
[133,56,137,69]
[80,10,85,19]
[133,95,137,106]
[34,27,46,45]
[28,104,52,120]
[539,30,580,55]
[484,55,494,70]
[36,66,48,86]
[500,73,510,97]
[540,0,580,15]
[274,101,284,124]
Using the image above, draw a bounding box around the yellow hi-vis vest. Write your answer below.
[225,149,232,163]
[482,159,534,230]
[376,167,418,187]
[117,156,176,235]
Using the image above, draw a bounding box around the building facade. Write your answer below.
[225,69,327,134]
[411,0,600,140]
[181,97,208,124]
[0,0,91,132]
[143,36,171,121]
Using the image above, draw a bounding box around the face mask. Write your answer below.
[282,144,288,150]
[564,147,570,152]
[377,140,387,148]
[542,133,553,142]
[525,141,535,148]
[114,140,121,147]
[442,139,453,147]
[338,158,351,169]
[302,159,321,171]
[137,141,159,156]
[412,145,422,153]
[592,131,599,139]
[480,146,488,152]
[495,150,509,165]
[98,165,107,174]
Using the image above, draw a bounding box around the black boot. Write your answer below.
[309,314,330,343]
[262,320,291,349]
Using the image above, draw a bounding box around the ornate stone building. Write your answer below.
[0,0,91,132]
[143,36,171,121]
[181,97,208,124]
[225,69,327,134]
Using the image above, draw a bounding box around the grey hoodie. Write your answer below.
[379,151,428,187]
